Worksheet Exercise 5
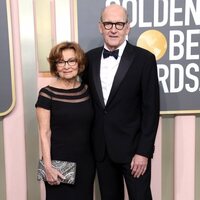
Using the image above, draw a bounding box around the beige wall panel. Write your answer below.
[195,115,200,200]
[152,118,162,200]
[69,0,78,42]
[55,0,72,43]
[3,0,27,199]
[174,116,195,200]
[18,0,40,199]
[0,120,6,200]
[34,0,53,72]
[162,115,174,200]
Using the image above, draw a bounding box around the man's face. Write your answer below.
[99,5,130,51]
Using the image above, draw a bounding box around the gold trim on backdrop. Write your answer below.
[34,0,53,72]
[160,110,200,115]
[0,0,16,117]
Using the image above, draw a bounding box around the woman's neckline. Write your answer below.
[48,82,83,91]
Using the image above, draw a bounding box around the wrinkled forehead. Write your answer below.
[101,6,127,22]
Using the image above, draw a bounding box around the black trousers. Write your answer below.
[96,153,152,200]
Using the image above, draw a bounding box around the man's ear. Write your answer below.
[126,23,131,35]
[98,22,103,34]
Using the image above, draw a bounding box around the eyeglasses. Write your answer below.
[56,58,78,68]
[102,21,127,30]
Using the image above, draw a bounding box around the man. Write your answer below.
[85,4,160,200]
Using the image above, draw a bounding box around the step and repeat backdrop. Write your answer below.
[77,0,200,114]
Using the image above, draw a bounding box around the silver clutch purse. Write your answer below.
[37,160,76,184]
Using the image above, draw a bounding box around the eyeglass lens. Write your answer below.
[56,58,77,67]
[102,22,126,30]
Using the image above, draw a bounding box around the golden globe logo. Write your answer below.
[137,30,167,61]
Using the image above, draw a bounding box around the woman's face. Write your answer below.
[56,49,79,80]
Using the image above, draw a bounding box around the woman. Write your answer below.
[35,41,95,200]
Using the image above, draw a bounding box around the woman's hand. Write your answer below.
[45,166,65,185]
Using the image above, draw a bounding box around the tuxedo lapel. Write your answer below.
[106,43,136,107]
[92,47,105,108]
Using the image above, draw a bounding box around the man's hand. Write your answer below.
[130,154,148,178]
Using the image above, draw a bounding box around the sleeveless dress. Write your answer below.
[35,83,95,200]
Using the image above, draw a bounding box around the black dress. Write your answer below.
[35,83,95,200]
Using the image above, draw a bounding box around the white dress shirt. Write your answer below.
[100,41,127,105]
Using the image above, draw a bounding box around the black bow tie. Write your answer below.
[103,48,119,59]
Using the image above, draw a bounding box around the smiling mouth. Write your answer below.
[109,35,118,38]
[63,70,73,73]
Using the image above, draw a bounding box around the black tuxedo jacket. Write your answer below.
[86,42,160,163]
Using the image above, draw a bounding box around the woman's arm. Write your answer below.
[36,107,64,185]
